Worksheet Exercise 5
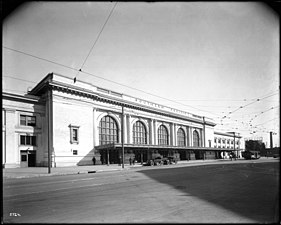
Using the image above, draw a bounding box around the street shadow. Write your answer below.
[136,162,279,223]
[76,148,95,166]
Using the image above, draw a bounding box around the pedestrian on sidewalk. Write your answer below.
[92,156,96,165]
[132,158,135,165]
[129,157,132,165]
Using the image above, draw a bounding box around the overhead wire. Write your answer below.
[74,1,118,82]
[3,46,220,117]
[222,91,279,120]
[3,75,37,83]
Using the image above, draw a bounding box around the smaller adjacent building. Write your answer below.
[214,131,243,159]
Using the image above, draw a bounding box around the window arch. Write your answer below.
[98,116,118,145]
[177,128,186,146]
[193,130,200,147]
[158,125,169,145]
[133,121,147,144]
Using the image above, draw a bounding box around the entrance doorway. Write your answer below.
[28,152,36,167]
[20,150,36,167]
[134,150,148,164]
[195,150,204,160]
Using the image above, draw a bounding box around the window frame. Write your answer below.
[20,115,36,127]
[158,125,169,146]
[177,128,186,147]
[98,116,118,145]
[20,135,37,146]
[69,125,80,144]
[193,130,200,147]
[133,121,147,145]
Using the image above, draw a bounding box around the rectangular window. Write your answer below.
[20,135,36,146]
[73,150,78,155]
[69,125,79,144]
[20,115,36,127]
[73,129,78,142]
[21,155,27,161]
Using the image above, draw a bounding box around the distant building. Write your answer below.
[2,72,243,168]
[260,147,280,158]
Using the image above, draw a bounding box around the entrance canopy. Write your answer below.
[95,143,236,152]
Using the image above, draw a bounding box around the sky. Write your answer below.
[2,2,280,147]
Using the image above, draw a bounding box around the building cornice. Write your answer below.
[2,92,43,104]
[214,131,242,138]
[28,72,217,126]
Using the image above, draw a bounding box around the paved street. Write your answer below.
[3,160,279,223]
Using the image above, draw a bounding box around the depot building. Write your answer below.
[2,72,243,168]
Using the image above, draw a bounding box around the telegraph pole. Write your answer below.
[47,87,53,174]
[233,132,236,158]
[270,131,273,150]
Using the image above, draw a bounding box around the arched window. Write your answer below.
[99,116,118,145]
[158,125,169,146]
[133,121,147,144]
[177,128,185,146]
[193,130,200,147]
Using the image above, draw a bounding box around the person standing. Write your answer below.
[92,156,96,165]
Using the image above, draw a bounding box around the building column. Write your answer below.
[4,109,17,167]
[186,126,189,147]
[201,129,204,147]
[123,113,127,144]
[149,119,154,145]
[170,123,175,146]
[154,120,157,145]
[93,108,98,147]
[174,124,177,146]
[190,127,193,147]
[126,115,132,144]
[202,117,206,147]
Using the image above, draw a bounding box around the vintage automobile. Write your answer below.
[153,157,163,166]
[143,156,178,166]
[162,156,177,165]
[242,151,260,160]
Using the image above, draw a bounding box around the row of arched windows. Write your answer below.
[98,115,200,147]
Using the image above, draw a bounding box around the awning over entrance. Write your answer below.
[95,143,237,152]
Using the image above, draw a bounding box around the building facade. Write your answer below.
[2,73,243,168]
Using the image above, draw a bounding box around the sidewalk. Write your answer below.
[3,163,142,179]
[3,158,275,179]
[2,160,218,179]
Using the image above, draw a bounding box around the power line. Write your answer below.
[76,2,118,81]
[3,46,77,71]
[3,75,37,83]
[3,46,218,117]
[3,45,278,121]
[222,91,279,120]
[249,106,280,123]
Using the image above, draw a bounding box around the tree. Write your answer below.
[245,140,265,152]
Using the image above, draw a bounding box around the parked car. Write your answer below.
[168,156,177,164]
[242,151,260,160]
[153,157,163,166]
[162,156,177,165]
[143,159,155,166]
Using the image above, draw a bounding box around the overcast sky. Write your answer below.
[2,2,280,147]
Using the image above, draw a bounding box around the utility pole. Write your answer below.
[270,131,273,150]
[47,87,53,174]
[233,132,236,158]
[121,106,125,169]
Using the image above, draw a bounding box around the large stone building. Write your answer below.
[2,72,243,168]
